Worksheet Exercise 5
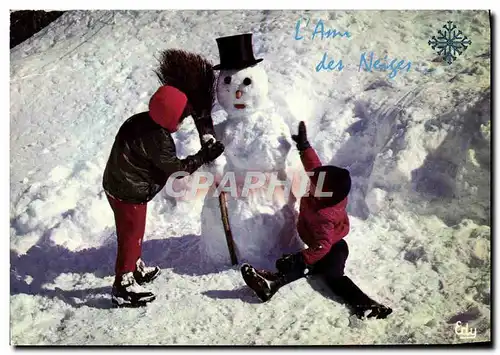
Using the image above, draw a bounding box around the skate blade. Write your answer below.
[137,269,161,285]
[149,269,161,282]
[112,295,156,308]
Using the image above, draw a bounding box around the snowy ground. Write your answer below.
[10,10,491,345]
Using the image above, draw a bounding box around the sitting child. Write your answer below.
[241,121,392,320]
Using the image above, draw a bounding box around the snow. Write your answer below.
[10,10,490,345]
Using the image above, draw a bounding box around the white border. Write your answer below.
[3,0,498,10]
[4,1,497,354]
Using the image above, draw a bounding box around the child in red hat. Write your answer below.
[103,51,223,307]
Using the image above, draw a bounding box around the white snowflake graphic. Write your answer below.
[428,21,472,64]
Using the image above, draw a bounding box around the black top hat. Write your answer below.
[213,33,263,70]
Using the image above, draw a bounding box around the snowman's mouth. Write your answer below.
[234,104,246,109]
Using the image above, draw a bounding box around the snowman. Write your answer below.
[199,34,304,269]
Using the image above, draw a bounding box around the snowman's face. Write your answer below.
[216,66,269,118]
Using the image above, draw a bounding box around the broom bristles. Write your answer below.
[154,49,216,117]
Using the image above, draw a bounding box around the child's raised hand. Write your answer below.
[291,121,311,151]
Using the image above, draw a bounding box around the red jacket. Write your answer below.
[297,148,350,265]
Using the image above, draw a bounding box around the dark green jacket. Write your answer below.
[103,112,205,203]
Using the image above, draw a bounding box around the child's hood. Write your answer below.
[148,85,188,133]
[309,165,351,208]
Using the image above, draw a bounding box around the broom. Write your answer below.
[155,49,237,265]
[218,190,238,265]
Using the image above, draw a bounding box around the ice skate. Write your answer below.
[112,272,156,307]
[255,268,281,281]
[133,258,161,285]
[241,263,279,302]
[327,276,392,320]
[354,303,393,320]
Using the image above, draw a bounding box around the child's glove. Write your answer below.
[276,252,312,276]
[291,121,311,151]
[199,141,224,164]
[275,253,294,273]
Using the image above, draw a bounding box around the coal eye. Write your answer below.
[224,76,231,84]
[243,77,252,86]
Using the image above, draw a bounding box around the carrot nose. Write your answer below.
[235,90,242,99]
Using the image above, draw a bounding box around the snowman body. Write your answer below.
[199,65,304,269]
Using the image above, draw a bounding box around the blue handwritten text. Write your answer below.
[315,52,344,72]
[359,52,412,79]
[295,18,351,41]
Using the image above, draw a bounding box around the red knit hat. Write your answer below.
[148,85,188,132]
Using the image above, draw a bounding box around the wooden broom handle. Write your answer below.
[218,190,238,265]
